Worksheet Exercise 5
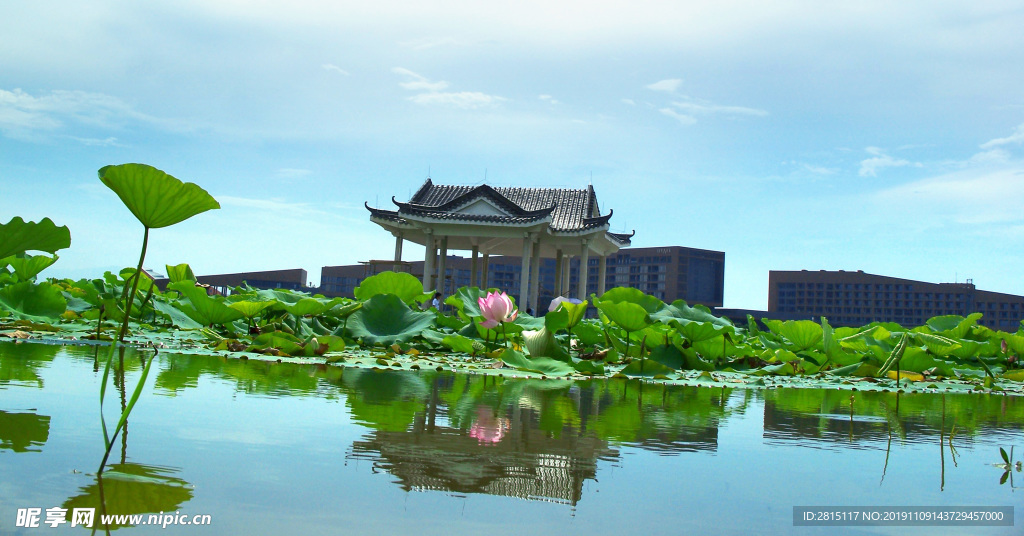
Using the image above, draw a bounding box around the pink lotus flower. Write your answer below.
[478,291,518,329]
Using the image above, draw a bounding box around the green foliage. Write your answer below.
[345,293,436,346]
[354,271,427,304]
[0,281,67,322]
[98,164,220,229]
[0,217,71,259]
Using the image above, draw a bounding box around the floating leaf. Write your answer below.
[498,348,574,376]
[99,163,220,229]
[168,282,243,326]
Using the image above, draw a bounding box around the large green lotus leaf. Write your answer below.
[620,358,676,377]
[572,321,606,346]
[99,163,219,229]
[284,297,339,317]
[228,300,273,319]
[913,332,961,357]
[925,313,982,339]
[544,307,569,332]
[354,271,425,304]
[562,300,588,327]
[62,463,193,530]
[652,299,735,332]
[764,319,823,352]
[498,348,574,376]
[0,281,66,322]
[522,327,571,361]
[647,344,684,369]
[168,281,243,326]
[346,293,436,346]
[441,333,479,354]
[3,254,59,281]
[435,310,469,331]
[597,287,665,313]
[596,300,651,333]
[151,299,203,329]
[692,334,741,361]
[165,263,196,283]
[0,217,71,259]
[1001,333,1024,355]
[572,359,605,375]
[249,331,304,355]
[899,347,957,376]
[676,320,729,343]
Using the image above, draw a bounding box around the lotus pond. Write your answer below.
[2,340,1021,535]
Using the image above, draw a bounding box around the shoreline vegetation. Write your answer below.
[2,163,1023,396]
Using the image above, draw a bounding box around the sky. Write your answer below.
[2,0,1023,310]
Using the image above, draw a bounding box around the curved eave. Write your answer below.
[608,230,635,245]
[393,196,556,219]
[398,211,553,227]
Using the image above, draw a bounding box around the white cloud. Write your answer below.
[859,146,918,177]
[275,168,312,179]
[409,91,506,109]
[646,79,682,92]
[669,99,768,117]
[875,166,1024,225]
[321,63,350,76]
[392,67,450,92]
[803,163,837,175]
[538,94,559,104]
[658,107,696,125]
[69,136,122,147]
[980,123,1024,149]
[621,98,636,106]
[398,37,461,50]
[0,88,140,137]
[967,148,1010,165]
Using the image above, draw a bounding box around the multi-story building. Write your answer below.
[769,270,1024,329]
[321,245,725,311]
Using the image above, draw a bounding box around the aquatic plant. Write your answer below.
[96,163,219,473]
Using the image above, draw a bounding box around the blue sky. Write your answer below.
[2,0,1023,310]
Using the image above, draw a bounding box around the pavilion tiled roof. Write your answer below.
[368,179,618,233]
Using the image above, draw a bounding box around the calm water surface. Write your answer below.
[1,341,1020,535]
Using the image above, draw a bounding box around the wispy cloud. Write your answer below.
[875,166,1024,226]
[0,87,190,141]
[392,67,505,109]
[398,37,461,50]
[646,79,682,92]
[621,98,636,106]
[670,100,768,117]
[68,136,123,147]
[658,107,696,125]
[276,168,312,179]
[859,146,920,177]
[321,63,350,76]
[538,94,559,104]
[408,91,506,109]
[392,67,449,92]
[980,123,1024,149]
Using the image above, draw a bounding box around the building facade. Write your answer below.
[769,270,1024,329]
[321,245,725,311]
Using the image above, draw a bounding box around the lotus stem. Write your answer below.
[116,227,149,344]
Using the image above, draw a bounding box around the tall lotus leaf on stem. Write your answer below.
[478,291,518,348]
[0,216,71,260]
[96,163,219,474]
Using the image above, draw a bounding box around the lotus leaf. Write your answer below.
[354,271,426,304]
[0,217,71,259]
[652,300,735,331]
[151,300,203,329]
[925,313,983,339]
[165,263,197,283]
[228,300,273,319]
[0,281,67,322]
[249,332,304,355]
[596,300,652,333]
[284,297,339,317]
[498,348,574,376]
[168,282,243,326]
[3,254,59,282]
[647,344,685,369]
[446,286,506,319]
[572,359,605,375]
[346,293,436,346]
[98,164,220,229]
[620,358,676,377]
[764,319,823,352]
[544,307,569,332]
[597,287,665,313]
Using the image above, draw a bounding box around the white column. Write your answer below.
[470,245,479,288]
[422,231,434,290]
[562,255,571,297]
[577,240,591,301]
[519,234,533,312]
[529,240,541,314]
[598,254,608,296]
[393,234,404,271]
[437,236,448,296]
[481,253,490,288]
[554,249,564,296]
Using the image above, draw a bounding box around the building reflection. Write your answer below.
[0,410,50,452]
